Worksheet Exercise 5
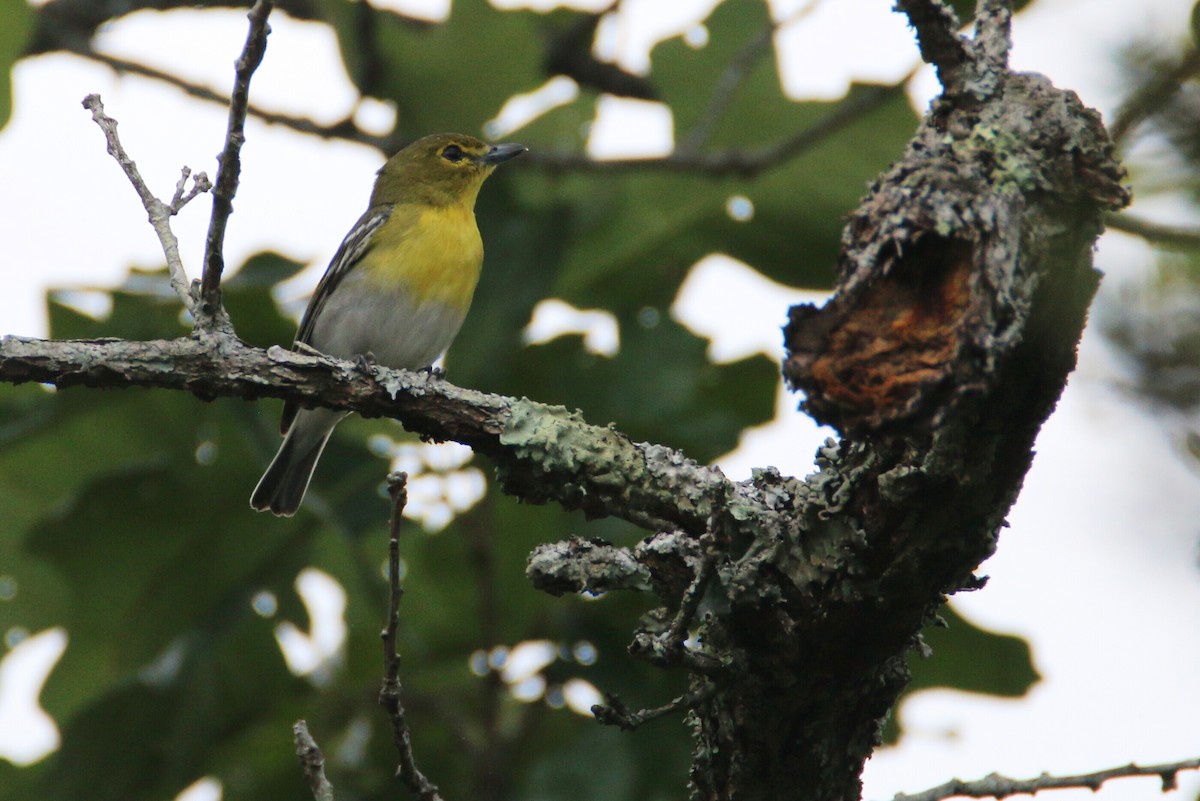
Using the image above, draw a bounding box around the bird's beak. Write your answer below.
[482,143,527,165]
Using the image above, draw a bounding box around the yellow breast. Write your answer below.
[361,202,484,314]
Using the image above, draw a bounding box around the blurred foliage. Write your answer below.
[1103,252,1200,460]
[0,1,1040,799]
[0,0,32,130]
[1103,21,1200,467]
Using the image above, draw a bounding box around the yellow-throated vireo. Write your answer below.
[251,133,526,516]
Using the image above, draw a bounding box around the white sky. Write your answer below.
[1,1,1200,799]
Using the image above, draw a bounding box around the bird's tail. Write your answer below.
[250,409,343,516]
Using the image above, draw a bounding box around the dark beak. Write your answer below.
[482,143,527,165]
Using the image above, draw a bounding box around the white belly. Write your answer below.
[305,269,467,370]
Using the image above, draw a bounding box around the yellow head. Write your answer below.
[370,133,526,208]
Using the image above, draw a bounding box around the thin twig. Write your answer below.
[663,535,717,649]
[1104,211,1200,249]
[293,720,336,801]
[171,166,213,210]
[199,0,273,321]
[591,684,716,731]
[80,94,208,313]
[888,757,1200,801]
[379,472,443,801]
[627,500,731,675]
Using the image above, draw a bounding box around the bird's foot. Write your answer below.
[420,365,446,380]
[354,351,380,377]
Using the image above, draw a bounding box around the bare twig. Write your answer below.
[199,0,273,322]
[293,720,336,801]
[80,93,208,313]
[591,684,716,731]
[662,535,717,650]
[171,166,213,209]
[888,757,1200,801]
[1104,211,1200,249]
[379,473,443,801]
[627,526,730,676]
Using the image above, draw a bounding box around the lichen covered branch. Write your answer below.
[0,334,745,535]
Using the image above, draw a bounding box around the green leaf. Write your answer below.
[508,0,920,310]
[318,0,570,136]
[517,320,778,463]
[881,604,1039,743]
[0,0,31,132]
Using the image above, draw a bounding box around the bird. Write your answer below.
[251,133,526,516]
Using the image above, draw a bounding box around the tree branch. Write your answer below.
[895,0,1011,100]
[894,0,972,93]
[971,0,1012,75]
[199,0,272,325]
[379,473,443,801]
[80,94,210,313]
[0,334,746,536]
[293,720,337,801]
[889,757,1200,801]
[591,685,715,732]
[1104,211,1200,249]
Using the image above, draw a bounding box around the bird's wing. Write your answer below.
[279,206,391,435]
[294,206,392,348]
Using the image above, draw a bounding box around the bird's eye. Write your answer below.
[441,145,464,163]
